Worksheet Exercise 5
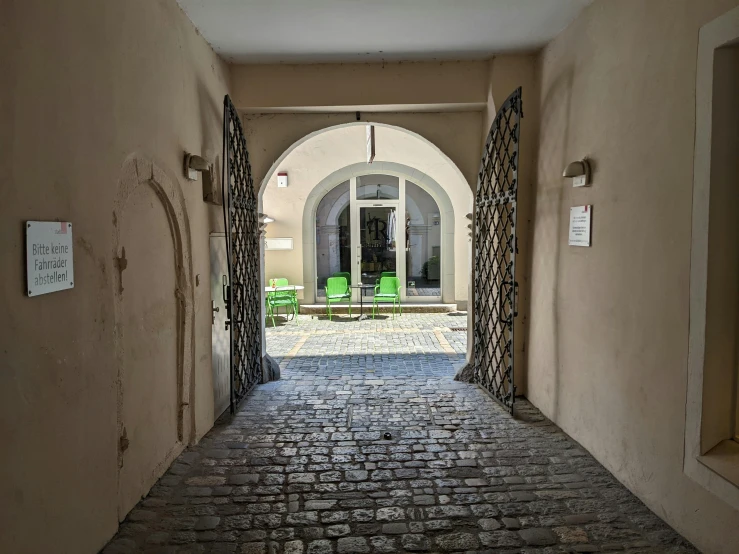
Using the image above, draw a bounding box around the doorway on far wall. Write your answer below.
[315,173,442,303]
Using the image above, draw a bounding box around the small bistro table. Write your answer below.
[350,284,375,321]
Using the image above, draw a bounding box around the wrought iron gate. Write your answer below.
[473,87,522,413]
[222,94,262,413]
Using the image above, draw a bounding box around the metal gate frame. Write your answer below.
[473,87,523,413]
[222,94,263,413]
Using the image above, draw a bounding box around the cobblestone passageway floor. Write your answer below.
[105,313,696,553]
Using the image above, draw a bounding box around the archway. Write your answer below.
[111,155,195,519]
[258,124,472,297]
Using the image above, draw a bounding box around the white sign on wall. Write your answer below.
[568,206,592,247]
[26,221,74,296]
[265,237,294,251]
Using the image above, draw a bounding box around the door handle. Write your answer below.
[212,301,220,325]
[222,274,231,330]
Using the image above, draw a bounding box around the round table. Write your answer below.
[351,284,375,320]
[264,285,305,293]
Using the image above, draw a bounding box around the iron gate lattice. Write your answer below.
[473,87,522,413]
[222,94,262,413]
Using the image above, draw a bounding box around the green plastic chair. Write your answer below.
[332,271,351,287]
[267,278,299,327]
[325,276,352,321]
[372,276,402,319]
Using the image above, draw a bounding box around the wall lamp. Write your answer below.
[184,153,220,204]
[563,158,592,187]
[184,153,213,182]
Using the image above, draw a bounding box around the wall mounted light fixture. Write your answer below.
[563,158,592,187]
[184,153,220,203]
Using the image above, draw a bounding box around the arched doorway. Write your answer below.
[314,173,445,303]
[256,122,474,371]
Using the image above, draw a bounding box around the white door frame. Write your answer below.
[352,196,404,303]
[312,170,446,304]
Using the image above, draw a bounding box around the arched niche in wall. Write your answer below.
[111,155,195,520]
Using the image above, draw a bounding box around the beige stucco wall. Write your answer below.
[0,1,228,552]
[527,1,739,552]
[261,124,473,305]
[230,60,488,111]
[244,111,484,195]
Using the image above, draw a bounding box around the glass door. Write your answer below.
[355,203,399,298]
[314,174,442,304]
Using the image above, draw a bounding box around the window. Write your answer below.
[686,8,739,509]
[315,181,351,298]
[405,181,441,298]
[357,174,399,199]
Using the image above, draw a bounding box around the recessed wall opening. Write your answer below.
[687,8,739,510]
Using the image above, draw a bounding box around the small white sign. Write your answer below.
[568,206,592,247]
[26,221,75,296]
[265,237,293,251]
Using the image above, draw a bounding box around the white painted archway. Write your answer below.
[256,121,474,365]
[302,162,457,303]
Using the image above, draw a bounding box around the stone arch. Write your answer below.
[258,121,470,195]
[111,155,195,517]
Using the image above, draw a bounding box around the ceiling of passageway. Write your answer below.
[177,0,593,63]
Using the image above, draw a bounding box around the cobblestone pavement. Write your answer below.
[104,314,696,553]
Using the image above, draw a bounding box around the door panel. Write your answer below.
[210,234,230,419]
[473,87,522,413]
[222,95,263,411]
[358,205,397,296]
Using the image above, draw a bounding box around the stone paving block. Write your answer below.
[519,527,558,546]
[337,536,370,553]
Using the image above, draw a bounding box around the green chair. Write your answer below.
[325,276,352,321]
[332,271,351,286]
[266,278,299,327]
[372,276,402,319]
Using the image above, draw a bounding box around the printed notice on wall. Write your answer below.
[26,221,74,297]
[568,206,592,247]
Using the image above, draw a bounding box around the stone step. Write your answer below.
[297,303,458,314]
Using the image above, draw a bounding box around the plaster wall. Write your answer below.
[260,125,473,305]
[244,111,483,195]
[526,1,739,552]
[230,61,488,111]
[0,1,229,552]
[232,56,538,191]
